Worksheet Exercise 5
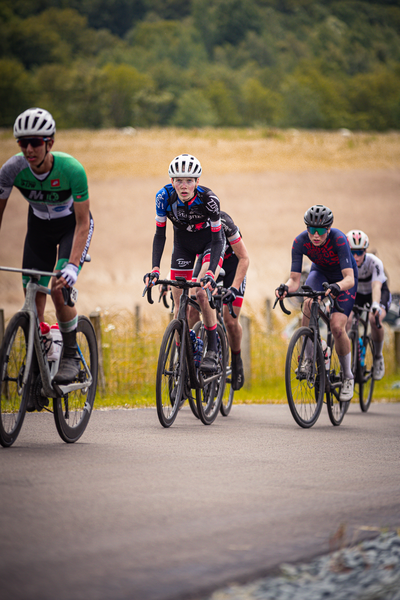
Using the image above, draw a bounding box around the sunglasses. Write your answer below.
[351,249,365,256]
[308,226,328,235]
[17,137,50,148]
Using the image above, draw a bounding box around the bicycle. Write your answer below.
[0,264,98,447]
[144,277,227,427]
[194,281,237,417]
[348,304,380,412]
[274,284,348,428]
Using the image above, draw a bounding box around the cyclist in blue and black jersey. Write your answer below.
[276,205,358,402]
[144,153,225,373]
[0,108,94,385]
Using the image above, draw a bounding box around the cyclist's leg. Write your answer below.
[222,257,246,390]
[170,236,195,319]
[331,281,357,401]
[53,213,94,384]
[369,283,390,379]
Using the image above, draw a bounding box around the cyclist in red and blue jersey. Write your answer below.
[0,108,94,386]
[144,154,225,373]
[276,205,358,402]
[192,211,249,390]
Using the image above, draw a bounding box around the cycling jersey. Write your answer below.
[291,228,357,280]
[291,228,358,317]
[356,253,388,295]
[220,211,241,259]
[0,151,89,220]
[152,183,223,276]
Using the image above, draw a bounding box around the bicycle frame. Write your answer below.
[0,267,92,398]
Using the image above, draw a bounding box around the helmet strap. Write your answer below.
[36,140,50,169]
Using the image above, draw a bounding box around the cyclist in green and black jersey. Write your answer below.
[0,107,94,385]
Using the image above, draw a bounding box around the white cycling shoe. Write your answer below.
[340,378,354,402]
[373,356,385,381]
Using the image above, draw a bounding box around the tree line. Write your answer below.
[1,0,400,130]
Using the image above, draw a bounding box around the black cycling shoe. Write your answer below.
[231,355,244,390]
[53,357,81,384]
[200,350,219,373]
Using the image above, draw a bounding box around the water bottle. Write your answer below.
[321,340,331,370]
[195,337,204,368]
[47,324,62,362]
[39,322,53,355]
[359,337,366,367]
[189,329,196,354]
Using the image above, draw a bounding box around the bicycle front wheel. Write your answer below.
[196,323,227,425]
[0,312,31,447]
[53,316,98,443]
[326,341,346,426]
[285,327,325,428]
[156,319,185,428]
[220,343,234,417]
[359,336,375,412]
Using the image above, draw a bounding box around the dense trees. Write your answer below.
[1,0,400,129]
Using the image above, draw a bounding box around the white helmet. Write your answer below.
[168,154,202,178]
[346,229,369,250]
[13,107,56,138]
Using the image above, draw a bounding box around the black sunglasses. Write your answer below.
[17,137,50,149]
[351,249,365,256]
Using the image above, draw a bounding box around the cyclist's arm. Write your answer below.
[152,225,166,271]
[371,279,383,305]
[335,267,355,292]
[286,272,302,294]
[231,239,249,290]
[208,227,224,277]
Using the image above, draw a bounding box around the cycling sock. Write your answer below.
[59,328,78,358]
[58,316,78,333]
[373,341,383,358]
[205,324,217,352]
[338,352,353,379]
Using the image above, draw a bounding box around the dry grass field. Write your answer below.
[1,128,399,322]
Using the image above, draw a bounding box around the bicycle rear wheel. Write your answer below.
[285,327,324,428]
[326,341,346,426]
[156,319,186,427]
[53,316,98,443]
[0,312,31,447]
[196,323,227,425]
[359,336,375,412]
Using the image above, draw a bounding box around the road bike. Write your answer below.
[144,277,227,427]
[194,282,237,417]
[348,303,380,412]
[274,284,348,428]
[0,264,98,447]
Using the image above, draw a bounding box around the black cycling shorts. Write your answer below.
[355,281,392,313]
[171,228,225,280]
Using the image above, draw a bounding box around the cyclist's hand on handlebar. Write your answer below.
[55,263,79,289]
[275,284,288,298]
[201,271,217,292]
[371,301,381,315]
[324,282,341,298]
[143,269,160,288]
[223,286,239,305]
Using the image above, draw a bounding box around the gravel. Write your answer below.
[206,531,400,600]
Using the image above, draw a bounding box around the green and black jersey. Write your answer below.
[0,151,89,220]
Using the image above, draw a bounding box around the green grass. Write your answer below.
[40,307,400,409]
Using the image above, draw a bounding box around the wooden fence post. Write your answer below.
[89,311,106,394]
[135,305,141,336]
[240,314,251,388]
[0,309,4,344]
[265,298,273,333]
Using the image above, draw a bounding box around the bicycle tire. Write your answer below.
[326,340,347,426]
[196,322,227,425]
[285,327,325,428]
[220,342,234,417]
[0,311,31,447]
[156,319,185,428]
[359,336,375,412]
[53,316,98,443]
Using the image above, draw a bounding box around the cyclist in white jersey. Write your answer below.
[346,230,391,380]
[0,108,93,386]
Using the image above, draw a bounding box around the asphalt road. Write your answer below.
[1,402,399,600]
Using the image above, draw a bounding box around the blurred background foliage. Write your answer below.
[1,0,400,130]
